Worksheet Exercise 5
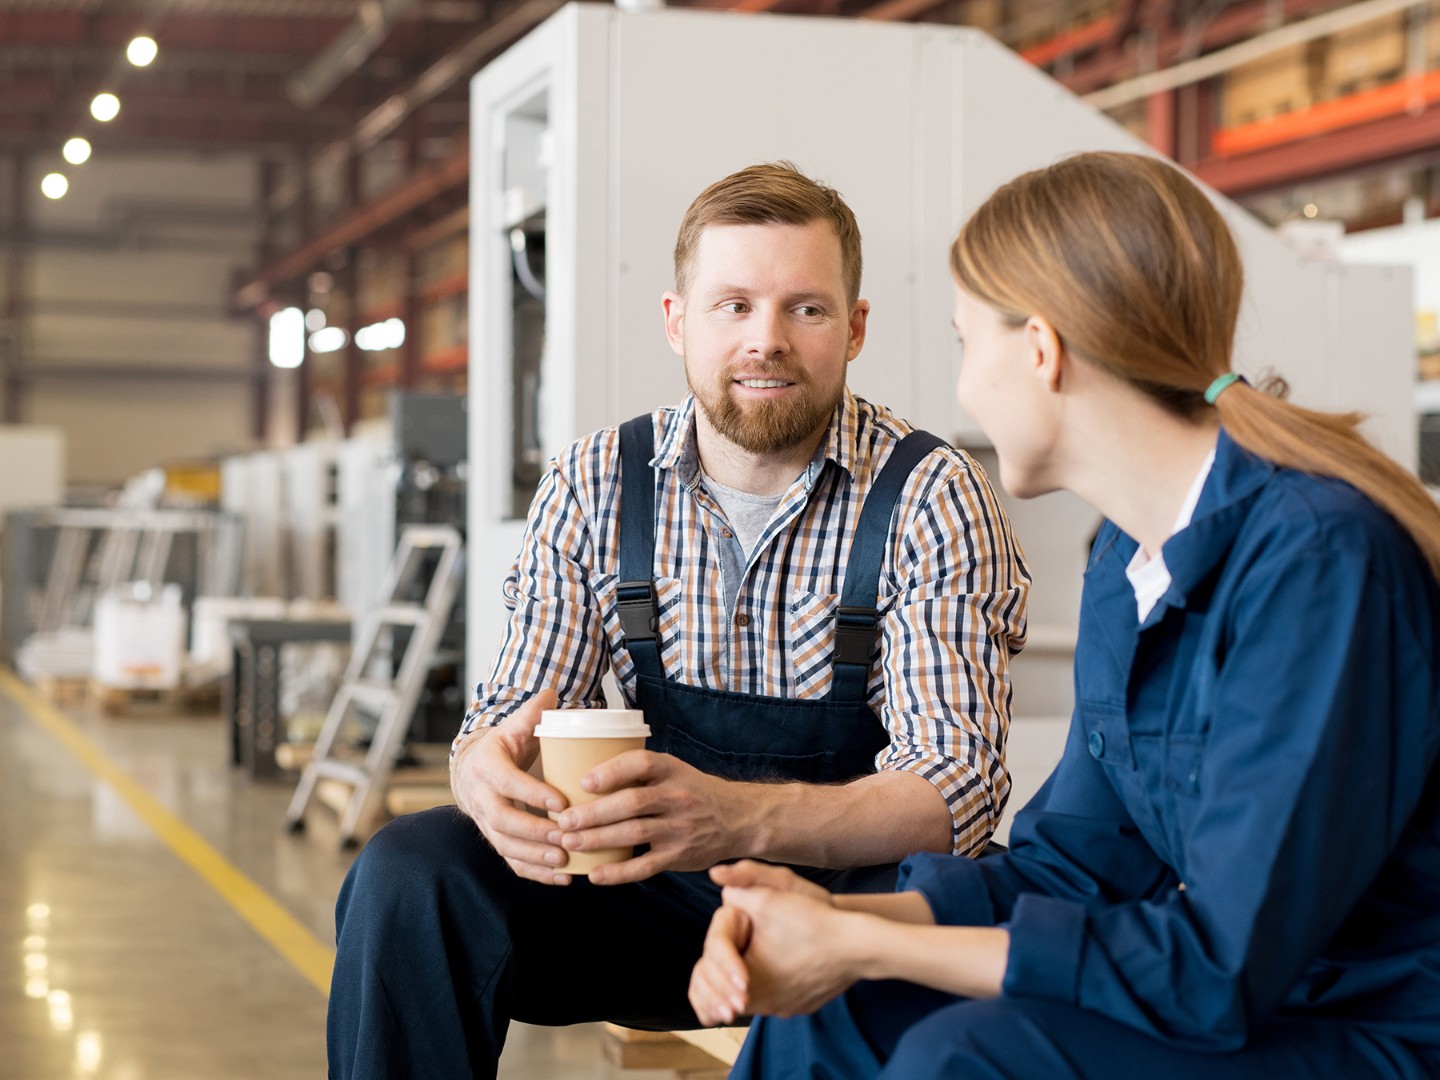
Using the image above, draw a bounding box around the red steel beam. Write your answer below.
[234,142,470,309]
[1020,14,1120,68]
[855,0,950,21]
[1193,101,1440,196]
[1213,71,1440,156]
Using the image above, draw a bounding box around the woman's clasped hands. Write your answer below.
[688,861,873,1026]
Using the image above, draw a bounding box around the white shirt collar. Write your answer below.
[1125,446,1217,622]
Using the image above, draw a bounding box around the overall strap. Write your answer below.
[616,415,663,680]
[829,430,948,703]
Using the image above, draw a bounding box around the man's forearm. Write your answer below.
[735,769,953,867]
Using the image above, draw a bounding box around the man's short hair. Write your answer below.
[673,162,863,305]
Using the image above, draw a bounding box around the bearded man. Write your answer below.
[327,162,1031,1080]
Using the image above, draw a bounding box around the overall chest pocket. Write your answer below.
[789,591,840,698]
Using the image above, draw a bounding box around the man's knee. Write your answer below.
[338,806,506,929]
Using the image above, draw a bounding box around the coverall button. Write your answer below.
[1088,731,1105,758]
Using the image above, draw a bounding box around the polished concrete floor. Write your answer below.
[0,674,678,1080]
[0,668,1068,1080]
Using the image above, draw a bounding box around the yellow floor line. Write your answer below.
[0,668,334,996]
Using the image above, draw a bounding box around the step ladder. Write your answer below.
[285,524,464,847]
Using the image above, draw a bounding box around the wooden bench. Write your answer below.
[603,1023,747,1077]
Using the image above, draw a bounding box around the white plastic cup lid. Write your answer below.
[534,709,650,739]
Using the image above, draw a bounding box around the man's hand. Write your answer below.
[451,689,576,885]
[554,751,754,885]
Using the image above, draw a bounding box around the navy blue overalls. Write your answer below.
[327,416,945,1080]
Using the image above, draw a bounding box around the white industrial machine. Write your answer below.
[466,4,1414,717]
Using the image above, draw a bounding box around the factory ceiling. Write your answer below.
[0,0,540,154]
[0,0,1212,158]
[5,0,1435,303]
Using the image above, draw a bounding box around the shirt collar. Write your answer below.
[1123,446,1215,621]
[1091,427,1277,617]
[652,388,863,488]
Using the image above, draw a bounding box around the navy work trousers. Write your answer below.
[328,805,731,1079]
[734,979,1437,1079]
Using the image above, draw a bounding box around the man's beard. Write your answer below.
[689,363,844,456]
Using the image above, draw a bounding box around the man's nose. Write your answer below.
[744,306,788,357]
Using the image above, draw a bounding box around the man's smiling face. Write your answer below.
[665,220,865,456]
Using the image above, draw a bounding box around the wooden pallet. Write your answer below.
[33,675,92,708]
[91,680,218,716]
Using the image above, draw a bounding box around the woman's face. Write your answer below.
[952,283,1059,499]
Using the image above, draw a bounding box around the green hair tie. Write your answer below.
[1204,372,1243,405]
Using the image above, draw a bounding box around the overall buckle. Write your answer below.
[616,581,659,641]
[833,606,879,666]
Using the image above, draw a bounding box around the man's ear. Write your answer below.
[846,299,870,361]
[1026,316,1064,393]
[662,291,685,358]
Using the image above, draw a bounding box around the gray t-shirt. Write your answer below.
[700,469,784,560]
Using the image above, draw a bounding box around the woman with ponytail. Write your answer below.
[687,151,1440,1079]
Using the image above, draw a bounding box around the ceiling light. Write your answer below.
[62,137,92,165]
[126,36,158,67]
[308,326,348,353]
[90,93,120,122]
[40,173,69,200]
[355,317,405,351]
[268,307,306,369]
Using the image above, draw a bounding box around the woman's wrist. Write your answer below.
[838,909,896,983]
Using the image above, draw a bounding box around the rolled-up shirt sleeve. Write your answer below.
[451,453,611,758]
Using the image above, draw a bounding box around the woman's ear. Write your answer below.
[1025,316,1064,393]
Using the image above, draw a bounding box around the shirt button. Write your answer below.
[734,613,751,627]
[1087,731,1105,758]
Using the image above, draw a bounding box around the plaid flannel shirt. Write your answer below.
[455,389,1030,854]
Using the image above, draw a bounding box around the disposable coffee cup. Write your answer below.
[535,709,651,875]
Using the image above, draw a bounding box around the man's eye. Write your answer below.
[720,302,749,314]
[795,305,824,318]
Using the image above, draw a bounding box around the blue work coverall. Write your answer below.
[733,430,1440,1079]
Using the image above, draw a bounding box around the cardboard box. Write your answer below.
[1321,13,1407,98]
[1221,44,1319,127]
